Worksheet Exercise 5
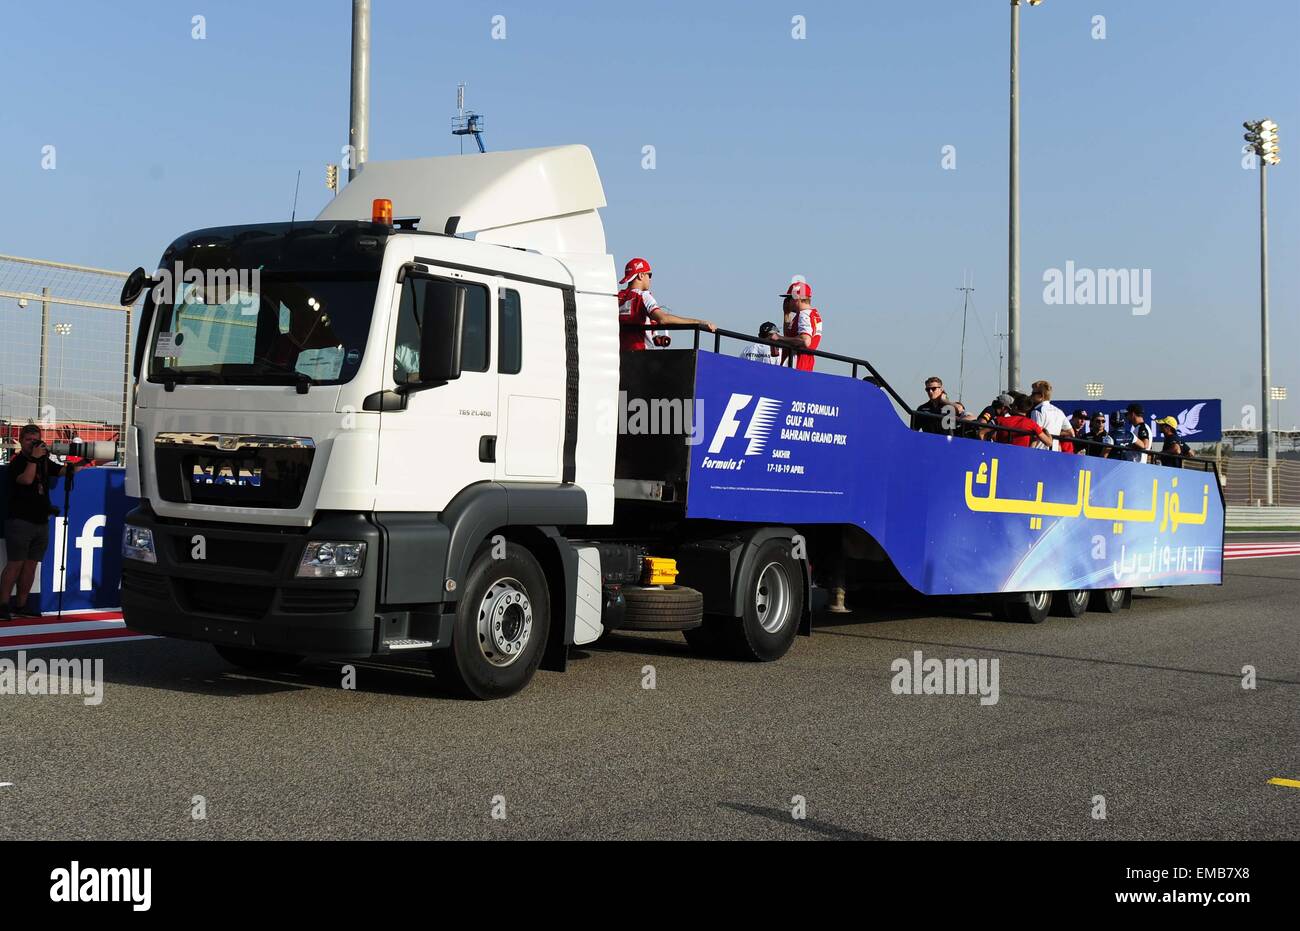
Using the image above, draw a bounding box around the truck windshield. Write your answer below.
[147,222,388,386]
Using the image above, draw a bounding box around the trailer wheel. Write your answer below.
[620,585,703,631]
[213,645,305,671]
[1090,588,1126,614]
[429,542,550,699]
[998,590,1051,624]
[1051,590,1091,618]
[723,538,804,661]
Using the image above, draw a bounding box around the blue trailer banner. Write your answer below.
[688,354,1224,595]
[1053,398,1222,442]
[0,466,130,612]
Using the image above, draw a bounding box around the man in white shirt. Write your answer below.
[739,322,781,364]
[1029,379,1074,451]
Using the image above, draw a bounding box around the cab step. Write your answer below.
[381,638,434,651]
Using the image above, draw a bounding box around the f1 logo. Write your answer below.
[708,393,781,456]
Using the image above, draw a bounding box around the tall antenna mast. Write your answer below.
[456,83,465,155]
[957,271,974,403]
[452,82,487,154]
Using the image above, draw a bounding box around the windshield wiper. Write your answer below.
[254,358,313,394]
[157,370,222,392]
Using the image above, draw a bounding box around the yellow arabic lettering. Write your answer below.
[963,458,1085,518]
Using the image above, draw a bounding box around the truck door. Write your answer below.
[493,282,567,483]
[376,265,499,512]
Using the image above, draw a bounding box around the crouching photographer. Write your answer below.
[2,424,95,621]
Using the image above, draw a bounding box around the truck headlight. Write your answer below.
[297,541,367,578]
[122,526,157,563]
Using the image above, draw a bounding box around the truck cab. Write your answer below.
[123,146,628,696]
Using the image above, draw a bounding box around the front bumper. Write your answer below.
[121,506,388,656]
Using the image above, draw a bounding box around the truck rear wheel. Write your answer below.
[1090,588,1126,613]
[1051,590,1091,618]
[430,542,550,700]
[721,538,804,661]
[213,645,305,671]
[997,590,1051,624]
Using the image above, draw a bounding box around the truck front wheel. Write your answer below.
[430,542,551,699]
[722,538,804,662]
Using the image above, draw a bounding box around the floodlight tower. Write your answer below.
[1243,118,1280,502]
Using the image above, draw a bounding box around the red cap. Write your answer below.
[620,257,652,285]
[783,280,812,300]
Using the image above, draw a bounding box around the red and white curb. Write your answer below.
[1224,542,1300,560]
[0,609,154,652]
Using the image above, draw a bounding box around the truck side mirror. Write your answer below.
[120,266,153,306]
[418,284,465,384]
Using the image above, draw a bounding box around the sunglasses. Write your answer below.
[925,385,943,392]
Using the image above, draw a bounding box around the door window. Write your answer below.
[393,276,491,384]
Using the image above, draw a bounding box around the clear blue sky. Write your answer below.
[3,0,1296,425]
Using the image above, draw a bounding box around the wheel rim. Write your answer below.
[1070,591,1089,610]
[754,561,792,634]
[476,577,533,667]
[1108,589,1124,608]
[1030,591,1050,612]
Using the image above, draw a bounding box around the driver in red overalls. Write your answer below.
[617,257,715,351]
[778,278,822,370]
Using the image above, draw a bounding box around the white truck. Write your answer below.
[119,146,813,698]
[118,145,1224,698]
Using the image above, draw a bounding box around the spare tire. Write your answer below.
[620,585,704,631]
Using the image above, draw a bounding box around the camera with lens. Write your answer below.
[51,439,117,461]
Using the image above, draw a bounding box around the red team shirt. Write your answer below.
[618,288,661,352]
[784,307,823,370]
[995,414,1039,448]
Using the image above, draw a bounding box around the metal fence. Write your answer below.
[1221,457,1300,507]
[0,254,133,465]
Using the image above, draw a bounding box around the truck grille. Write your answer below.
[154,434,315,510]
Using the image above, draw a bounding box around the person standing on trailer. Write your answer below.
[1118,403,1153,463]
[1155,416,1194,468]
[777,278,822,370]
[995,394,1054,448]
[1029,379,1074,452]
[616,257,715,352]
[1081,412,1115,458]
[739,321,782,364]
[977,393,1014,441]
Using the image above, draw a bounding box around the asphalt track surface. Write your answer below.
[2,552,1296,840]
